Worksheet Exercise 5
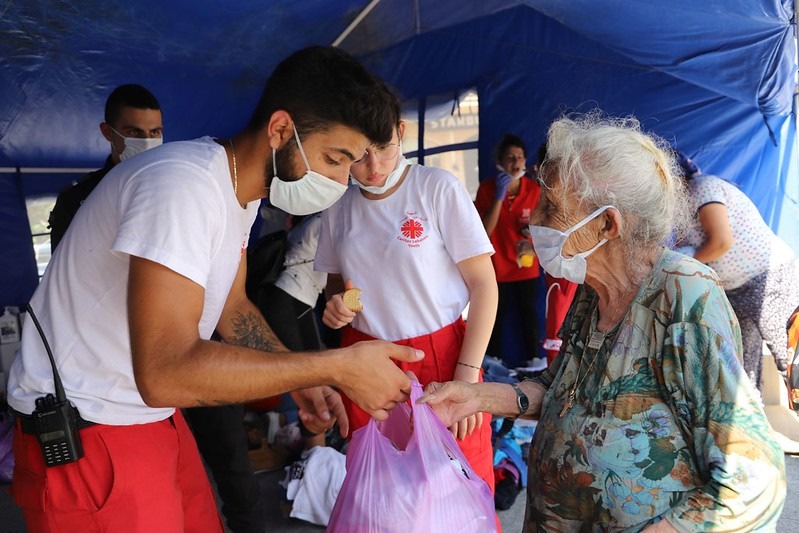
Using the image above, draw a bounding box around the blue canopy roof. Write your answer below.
[1,0,797,308]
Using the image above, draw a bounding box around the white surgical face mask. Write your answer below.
[269,123,348,216]
[529,205,613,284]
[110,127,163,161]
[354,146,410,195]
[495,164,524,180]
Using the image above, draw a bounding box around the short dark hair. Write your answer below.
[247,46,398,145]
[495,133,527,162]
[104,84,161,125]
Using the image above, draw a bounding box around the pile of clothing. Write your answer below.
[492,417,534,510]
[481,355,538,511]
[279,445,347,526]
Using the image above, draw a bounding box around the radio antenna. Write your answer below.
[25,304,67,403]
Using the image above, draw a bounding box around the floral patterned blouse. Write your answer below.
[526,248,786,532]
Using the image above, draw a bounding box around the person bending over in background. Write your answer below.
[674,152,799,391]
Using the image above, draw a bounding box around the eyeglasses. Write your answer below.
[353,142,401,165]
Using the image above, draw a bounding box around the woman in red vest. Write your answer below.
[475,134,542,367]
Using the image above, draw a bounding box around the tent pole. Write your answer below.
[331,0,382,47]
[418,97,426,165]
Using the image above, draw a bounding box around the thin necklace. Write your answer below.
[228,138,237,195]
[559,296,626,417]
[559,345,602,417]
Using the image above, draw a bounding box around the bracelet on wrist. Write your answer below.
[457,361,482,371]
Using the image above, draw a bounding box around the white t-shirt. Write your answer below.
[315,164,493,341]
[8,137,259,425]
[679,174,794,289]
[275,214,327,308]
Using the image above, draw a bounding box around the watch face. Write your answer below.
[513,383,529,415]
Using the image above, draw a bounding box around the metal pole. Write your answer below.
[331,0,382,47]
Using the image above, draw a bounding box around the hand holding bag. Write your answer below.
[327,381,496,533]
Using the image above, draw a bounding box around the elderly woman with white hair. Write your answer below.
[420,113,786,531]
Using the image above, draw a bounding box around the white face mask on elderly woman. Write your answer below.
[269,123,348,216]
[529,205,614,284]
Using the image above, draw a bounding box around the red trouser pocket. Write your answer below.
[11,412,223,533]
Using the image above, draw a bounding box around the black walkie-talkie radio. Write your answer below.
[26,304,84,466]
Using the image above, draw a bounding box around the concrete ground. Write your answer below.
[2,454,799,532]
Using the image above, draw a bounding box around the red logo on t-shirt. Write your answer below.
[401,219,424,239]
[397,212,428,247]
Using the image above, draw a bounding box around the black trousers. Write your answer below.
[183,404,266,533]
[487,278,540,366]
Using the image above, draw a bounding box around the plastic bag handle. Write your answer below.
[407,380,448,450]
[409,380,424,405]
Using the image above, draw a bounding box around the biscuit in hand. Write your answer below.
[342,288,363,313]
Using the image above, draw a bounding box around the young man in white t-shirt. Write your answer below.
[7,46,422,532]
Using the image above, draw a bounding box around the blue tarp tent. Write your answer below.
[1,0,797,311]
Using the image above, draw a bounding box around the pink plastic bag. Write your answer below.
[327,382,496,533]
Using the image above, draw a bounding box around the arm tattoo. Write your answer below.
[228,310,282,352]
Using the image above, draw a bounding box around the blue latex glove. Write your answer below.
[495,171,513,200]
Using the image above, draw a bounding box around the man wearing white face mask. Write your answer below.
[8,46,423,532]
[48,84,163,252]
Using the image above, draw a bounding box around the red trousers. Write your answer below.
[11,410,223,533]
[543,275,578,364]
[341,319,496,494]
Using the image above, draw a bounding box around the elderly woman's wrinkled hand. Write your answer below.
[418,380,482,428]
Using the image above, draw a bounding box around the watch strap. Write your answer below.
[510,382,529,419]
